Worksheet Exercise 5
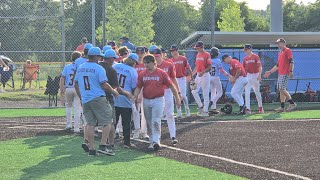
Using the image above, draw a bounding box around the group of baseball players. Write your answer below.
[59,37,297,156]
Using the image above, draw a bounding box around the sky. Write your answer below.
[187,0,317,10]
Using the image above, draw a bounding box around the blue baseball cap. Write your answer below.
[84,43,93,50]
[244,44,252,49]
[149,45,158,52]
[88,47,104,57]
[102,45,112,53]
[128,53,139,63]
[149,45,161,56]
[104,49,119,59]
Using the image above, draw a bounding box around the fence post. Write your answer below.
[102,0,106,46]
[60,0,66,68]
[92,0,96,46]
[210,0,216,47]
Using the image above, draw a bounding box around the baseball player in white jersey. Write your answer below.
[209,47,231,114]
[221,54,248,115]
[170,44,192,118]
[191,41,212,117]
[242,44,264,114]
[59,51,82,132]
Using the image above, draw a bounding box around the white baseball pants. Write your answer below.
[191,72,210,112]
[132,91,147,134]
[176,77,189,113]
[164,88,176,138]
[210,76,223,110]
[65,88,81,129]
[245,73,263,109]
[231,76,248,106]
[143,97,164,144]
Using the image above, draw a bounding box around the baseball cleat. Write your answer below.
[171,137,178,146]
[81,140,89,153]
[141,133,149,140]
[88,149,97,156]
[286,103,297,112]
[237,105,246,115]
[274,107,285,112]
[65,124,72,130]
[132,130,140,139]
[148,143,154,150]
[258,107,264,114]
[209,109,220,114]
[153,143,160,151]
[97,145,115,156]
[245,109,251,115]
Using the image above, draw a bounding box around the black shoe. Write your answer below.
[88,149,96,156]
[237,105,246,115]
[171,137,178,146]
[81,140,89,152]
[153,142,160,151]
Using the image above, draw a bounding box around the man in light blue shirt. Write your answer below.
[119,36,135,51]
[75,47,119,156]
[112,53,138,148]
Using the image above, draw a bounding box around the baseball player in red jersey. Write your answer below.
[134,55,181,151]
[222,54,248,115]
[170,44,193,118]
[264,38,296,112]
[243,44,264,114]
[191,41,212,117]
[150,46,181,146]
[132,46,149,140]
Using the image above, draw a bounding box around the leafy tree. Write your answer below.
[96,0,156,47]
[217,3,245,32]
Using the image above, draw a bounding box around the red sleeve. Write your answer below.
[162,71,173,87]
[206,53,212,65]
[170,64,176,78]
[242,58,246,69]
[285,48,293,60]
[137,71,144,88]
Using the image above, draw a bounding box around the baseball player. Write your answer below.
[191,41,212,117]
[134,54,181,151]
[221,54,248,115]
[209,47,231,114]
[170,44,192,117]
[75,47,119,156]
[264,38,297,112]
[115,46,130,63]
[59,51,82,133]
[113,53,138,148]
[132,46,149,139]
[102,45,112,53]
[74,43,92,70]
[243,44,264,114]
[150,46,181,145]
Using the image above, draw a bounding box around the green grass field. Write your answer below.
[0,136,244,180]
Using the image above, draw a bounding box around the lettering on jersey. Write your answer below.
[143,76,160,81]
[196,57,204,61]
[136,67,146,71]
[78,68,96,73]
[161,68,169,73]
[173,61,184,65]
[116,67,130,73]
[245,60,256,64]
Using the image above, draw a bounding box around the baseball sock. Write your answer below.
[287,99,295,104]
[281,102,285,108]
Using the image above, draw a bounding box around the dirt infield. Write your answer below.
[1,116,319,179]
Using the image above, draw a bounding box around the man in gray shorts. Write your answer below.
[75,47,119,156]
[264,38,297,112]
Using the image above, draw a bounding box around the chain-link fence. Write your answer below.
[1,0,320,109]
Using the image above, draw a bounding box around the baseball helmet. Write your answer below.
[210,47,220,57]
[221,104,232,114]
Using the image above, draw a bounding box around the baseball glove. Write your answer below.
[221,104,233,114]
[190,79,197,90]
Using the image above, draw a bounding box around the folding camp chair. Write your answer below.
[44,76,60,107]
[0,64,15,90]
[21,64,40,89]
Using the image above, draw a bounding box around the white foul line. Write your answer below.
[175,118,320,124]
[134,139,311,180]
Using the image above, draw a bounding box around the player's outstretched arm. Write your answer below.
[117,87,134,100]
[264,65,278,78]
[102,82,119,97]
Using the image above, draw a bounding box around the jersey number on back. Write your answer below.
[69,74,75,86]
[118,74,127,88]
[210,67,216,76]
[83,76,90,90]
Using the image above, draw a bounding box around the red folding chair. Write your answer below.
[21,64,40,89]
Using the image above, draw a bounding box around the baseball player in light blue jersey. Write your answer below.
[209,47,231,114]
[113,53,138,148]
[75,47,119,156]
[74,43,92,71]
[59,51,82,132]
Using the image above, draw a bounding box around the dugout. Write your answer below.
[181,31,320,102]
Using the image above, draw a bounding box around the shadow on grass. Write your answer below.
[20,133,150,180]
